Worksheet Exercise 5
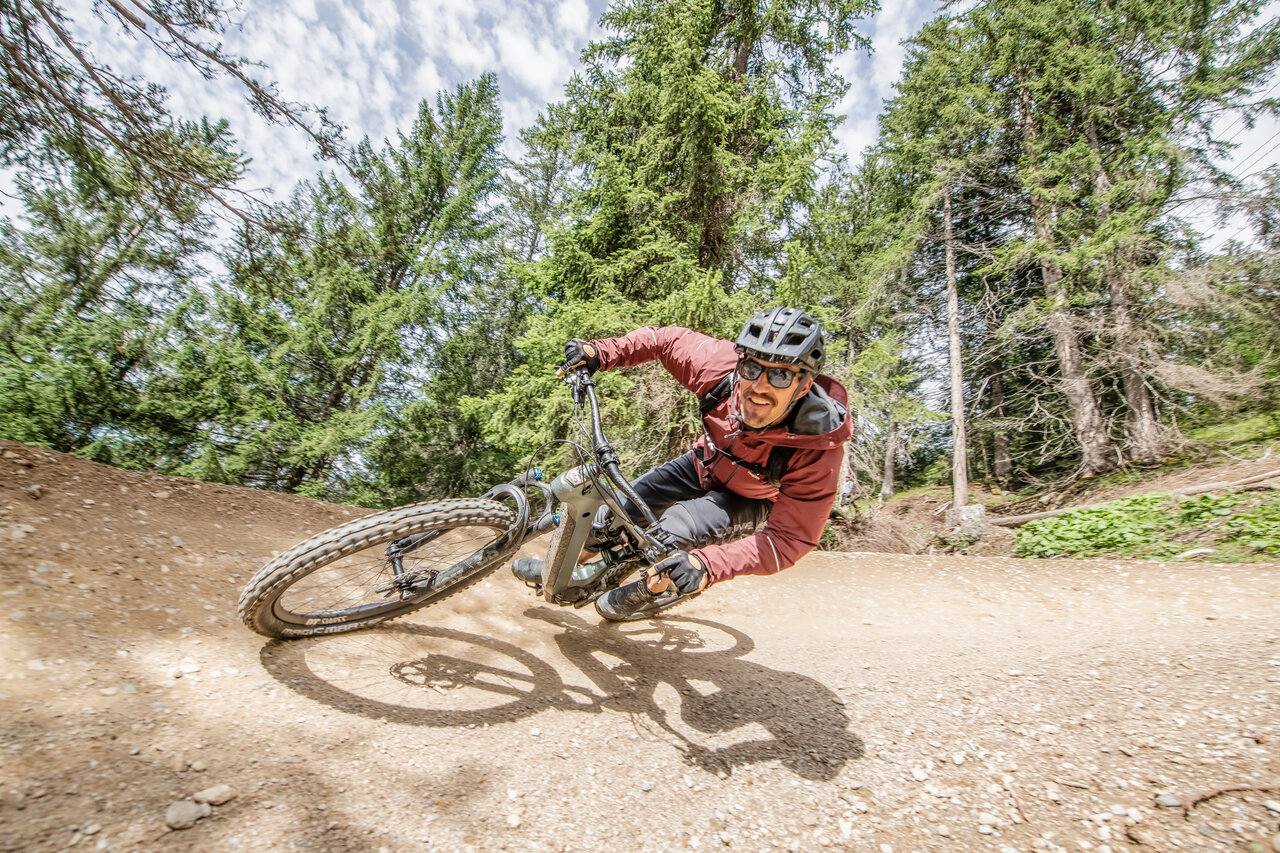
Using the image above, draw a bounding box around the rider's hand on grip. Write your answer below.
[654,550,708,594]
[563,339,600,376]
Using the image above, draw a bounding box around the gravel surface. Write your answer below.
[2,441,1279,852]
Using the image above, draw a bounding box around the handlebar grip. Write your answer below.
[555,362,591,378]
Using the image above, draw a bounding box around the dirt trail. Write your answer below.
[2,440,1279,853]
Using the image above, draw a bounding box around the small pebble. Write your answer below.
[164,800,203,830]
[193,784,236,805]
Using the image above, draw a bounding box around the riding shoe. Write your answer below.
[511,558,543,586]
[595,577,662,619]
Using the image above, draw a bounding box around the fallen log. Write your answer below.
[988,467,1280,528]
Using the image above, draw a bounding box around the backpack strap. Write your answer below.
[698,372,797,488]
[698,372,734,417]
[704,443,796,489]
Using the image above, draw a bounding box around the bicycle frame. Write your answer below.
[387,370,670,606]
[479,369,672,607]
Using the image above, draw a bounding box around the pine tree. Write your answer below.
[549,0,875,301]
[0,123,235,461]
[189,76,506,499]
[470,0,877,477]
[859,0,1280,482]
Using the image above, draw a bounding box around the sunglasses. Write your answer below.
[738,358,801,389]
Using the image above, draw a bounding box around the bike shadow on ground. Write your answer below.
[258,609,863,781]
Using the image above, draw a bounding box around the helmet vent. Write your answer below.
[734,306,826,374]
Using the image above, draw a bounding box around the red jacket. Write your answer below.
[591,326,852,584]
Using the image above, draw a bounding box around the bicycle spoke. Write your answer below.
[277,526,500,617]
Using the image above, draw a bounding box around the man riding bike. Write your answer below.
[513,307,853,619]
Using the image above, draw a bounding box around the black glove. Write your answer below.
[564,339,601,376]
[655,550,708,594]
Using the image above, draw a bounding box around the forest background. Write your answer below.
[1,0,1278,516]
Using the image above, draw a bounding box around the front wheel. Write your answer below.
[239,499,518,639]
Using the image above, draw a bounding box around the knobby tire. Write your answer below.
[238,499,517,639]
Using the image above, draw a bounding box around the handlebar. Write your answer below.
[560,365,665,544]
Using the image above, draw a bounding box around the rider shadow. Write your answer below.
[259,610,863,781]
[533,608,864,781]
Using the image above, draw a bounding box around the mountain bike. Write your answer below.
[238,367,695,639]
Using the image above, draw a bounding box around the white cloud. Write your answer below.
[834,0,941,167]
[555,0,592,35]
[42,0,936,197]
[494,27,573,101]
[411,61,446,105]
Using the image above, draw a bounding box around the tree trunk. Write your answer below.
[990,379,1013,483]
[983,305,1013,484]
[1016,79,1116,475]
[1109,269,1162,462]
[835,437,853,514]
[1084,121,1162,463]
[880,418,897,501]
[1039,238,1116,475]
[942,187,969,518]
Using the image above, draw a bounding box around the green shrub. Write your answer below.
[1014,490,1280,561]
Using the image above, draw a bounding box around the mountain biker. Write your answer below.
[513,306,853,619]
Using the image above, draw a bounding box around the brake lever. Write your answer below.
[556,364,590,405]
[636,525,678,567]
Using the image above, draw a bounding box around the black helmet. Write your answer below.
[734,307,825,374]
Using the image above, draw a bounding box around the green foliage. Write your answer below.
[467,0,876,490]
[161,76,507,502]
[6,0,1280,516]
[552,0,875,299]
[461,297,648,471]
[1187,411,1280,445]
[855,0,1280,485]
[0,126,230,458]
[1014,491,1280,561]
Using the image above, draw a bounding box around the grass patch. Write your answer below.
[1187,411,1280,445]
[880,483,950,502]
[1014,490,1280,562]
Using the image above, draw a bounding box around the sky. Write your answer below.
[60,0,940,200]
[51,0,1280,243]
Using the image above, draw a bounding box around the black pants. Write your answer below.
[598,452,772,550]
